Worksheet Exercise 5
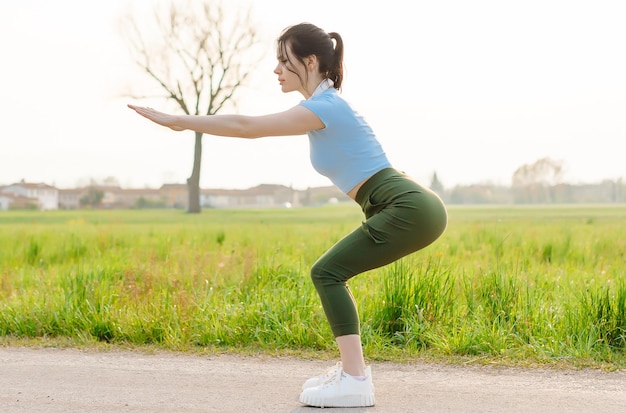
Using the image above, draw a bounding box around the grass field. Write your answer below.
[1,205,625,369]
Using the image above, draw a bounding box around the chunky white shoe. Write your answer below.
[299,366,375,408]
[302,362,342,390]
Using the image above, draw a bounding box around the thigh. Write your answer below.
[313,219,414,283]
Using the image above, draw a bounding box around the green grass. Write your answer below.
[1,205,625,369]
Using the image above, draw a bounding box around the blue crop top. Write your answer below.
[299,86,391,193]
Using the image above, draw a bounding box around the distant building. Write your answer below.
[115,187,163,208]
[0,193,40,210]
[301,185,349,205]
[161,183,188,209]
[0,194,10,210]
[0,179,355,211]
[58,188,83,209]
[96,185,124,209]
[1,181,58,210]
[201,184,301,209]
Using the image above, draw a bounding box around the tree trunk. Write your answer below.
[187,131,203,213]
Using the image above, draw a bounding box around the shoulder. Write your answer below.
[300,89,348,113]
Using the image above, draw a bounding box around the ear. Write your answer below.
[306,54,319,72]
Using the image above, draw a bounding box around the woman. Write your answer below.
[128,22,447,408]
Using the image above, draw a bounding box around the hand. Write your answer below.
[127,104,185,131]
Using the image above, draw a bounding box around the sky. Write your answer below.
[1,0,625,191]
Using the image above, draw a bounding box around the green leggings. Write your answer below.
[311,168,448,337]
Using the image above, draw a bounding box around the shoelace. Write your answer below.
[324,362,341,375]
[317,362,341,380]
[320,365,344,389]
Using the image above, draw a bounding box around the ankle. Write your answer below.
[346,373,367,381]
[342,366,366,377]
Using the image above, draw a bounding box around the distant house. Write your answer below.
[201,184,300,209]
[0,179,352,211]
[301,185,350,205]
[115,188,163,208]
[0,193,20,210]
[60,185,164,209]
[0,193,39,210]
[1,181,58,210]
[96,185,124,209]
[160,183,188,208]
[79,185,157,209]
[0,194,10,210]
[58,188,83,210]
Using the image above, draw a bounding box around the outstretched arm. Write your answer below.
[127,104,323,138]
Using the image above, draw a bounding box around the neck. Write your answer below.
[303,77,331,99]
[301,76,326,99]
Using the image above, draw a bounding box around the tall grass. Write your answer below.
[1,205,625,368]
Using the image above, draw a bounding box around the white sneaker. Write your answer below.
[299,366,375,408]
[302,362,342,390]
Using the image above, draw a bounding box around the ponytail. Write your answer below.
[327,32,344,89]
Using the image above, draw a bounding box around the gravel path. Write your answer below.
[1,347,625,412]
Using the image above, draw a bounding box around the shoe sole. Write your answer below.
[299,393,375,408]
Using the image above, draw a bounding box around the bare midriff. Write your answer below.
[346,177,370,201]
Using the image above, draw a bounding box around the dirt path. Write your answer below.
[1,347,625,412]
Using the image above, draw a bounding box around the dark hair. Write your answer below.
[277,23,344,90]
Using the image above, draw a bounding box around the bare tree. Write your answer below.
[512,157,564,203]
[120,0,262,213]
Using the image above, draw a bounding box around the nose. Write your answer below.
[273,62,282,74]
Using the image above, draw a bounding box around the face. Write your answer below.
[274,43,307,95]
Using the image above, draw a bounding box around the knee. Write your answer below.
[310,260,325,289]
[310,259,338,290]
